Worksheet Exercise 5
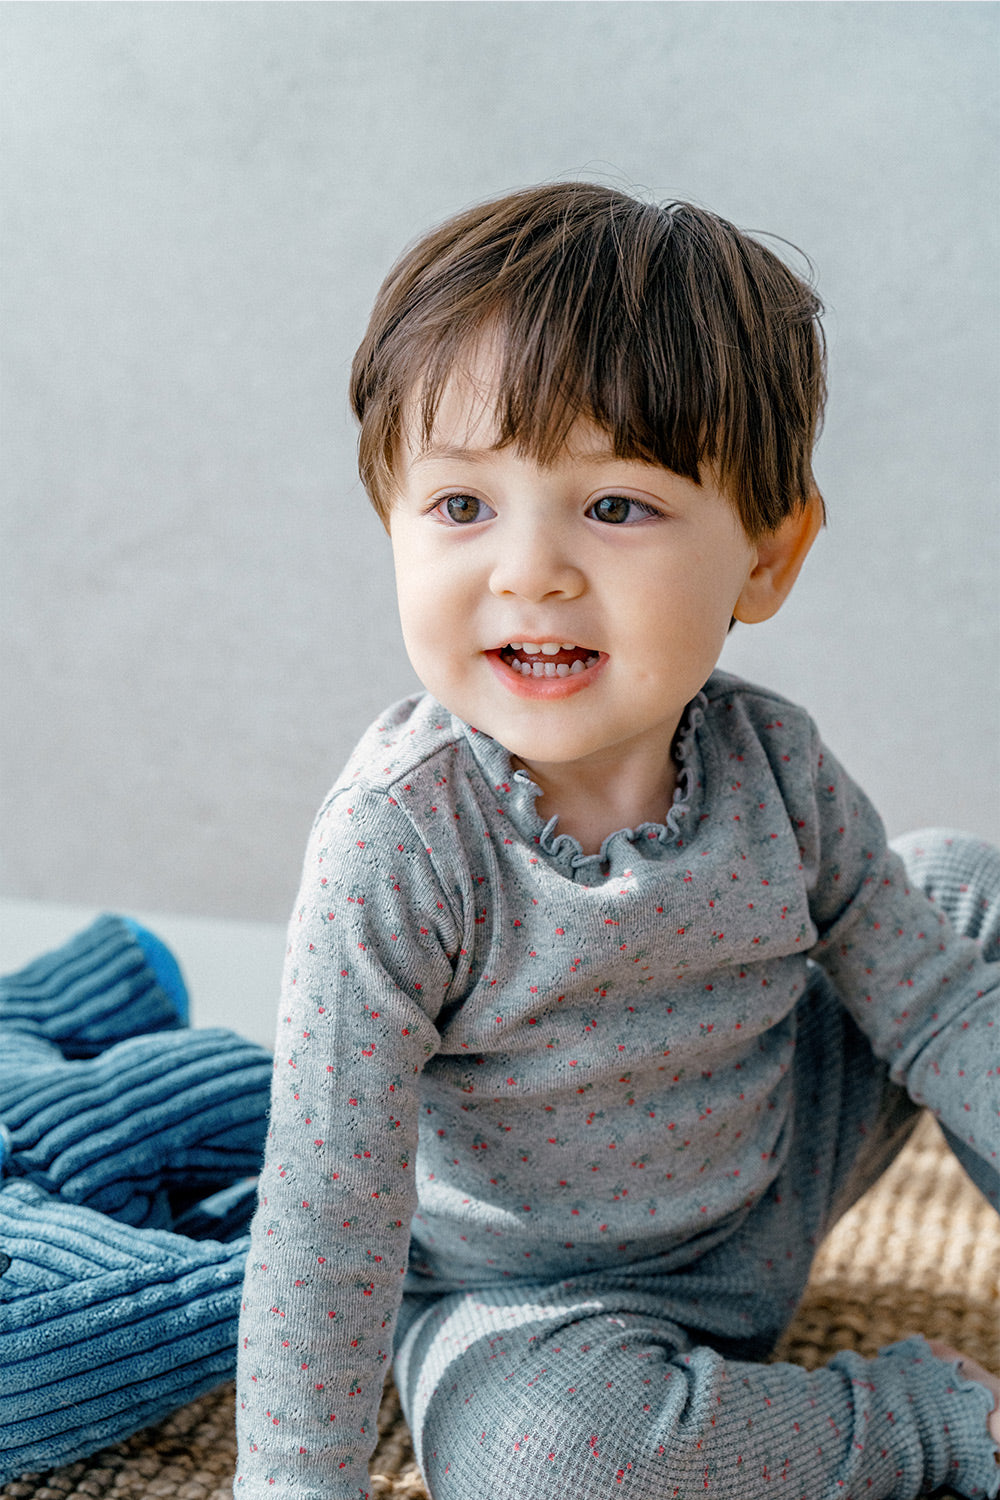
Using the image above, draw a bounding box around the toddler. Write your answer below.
[234,184,999,1499]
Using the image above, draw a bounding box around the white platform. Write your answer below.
[0,898,286,1050]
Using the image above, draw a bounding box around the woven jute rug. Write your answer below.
[4,1115,997,1500]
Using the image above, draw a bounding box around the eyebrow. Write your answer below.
[411,443,629,468]
[409,446,495,467]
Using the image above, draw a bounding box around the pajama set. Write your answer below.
[233,671,1000,1500]
[1,674,997,1497]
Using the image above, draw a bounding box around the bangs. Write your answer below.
[351,186,826,537]
[410,235,705,484]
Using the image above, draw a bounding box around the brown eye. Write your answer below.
[440,494,494,525]
[590,495,659,525]
[589,494,657,525]
[591,495,632,524]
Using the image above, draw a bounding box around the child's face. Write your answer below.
[387,359,761,784]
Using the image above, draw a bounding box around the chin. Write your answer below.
[482,724,600,767]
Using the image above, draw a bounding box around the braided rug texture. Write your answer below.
[4,1116,997,1500]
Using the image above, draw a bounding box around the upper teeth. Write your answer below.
[508,642,577,655]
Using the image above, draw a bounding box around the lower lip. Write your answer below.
[484,650,608,700]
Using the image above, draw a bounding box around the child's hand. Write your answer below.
[927,1340,1000,1449]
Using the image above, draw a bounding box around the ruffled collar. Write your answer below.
[455,691,708,882]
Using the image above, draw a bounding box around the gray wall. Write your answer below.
[2,2,997,926]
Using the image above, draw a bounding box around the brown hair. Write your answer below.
[350,183,826,537]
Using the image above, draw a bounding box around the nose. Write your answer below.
[488,515,585,602]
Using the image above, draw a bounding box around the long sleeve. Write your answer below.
[802,731,999,1203]
[235,788,460,1499]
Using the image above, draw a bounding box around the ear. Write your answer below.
[733,493,823,625]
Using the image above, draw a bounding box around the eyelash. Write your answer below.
[432,493,662,526]
[587,495,660,525]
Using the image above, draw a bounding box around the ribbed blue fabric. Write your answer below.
[0,914,186,1056]
[122,919,190,1024]
[0,1180,248,1480]
[1,1028,271,1228]
[0,914,272,1482]
[172,1178,262,1243]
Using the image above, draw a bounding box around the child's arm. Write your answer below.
[234,789,458,1499]
[800,732,998,1208]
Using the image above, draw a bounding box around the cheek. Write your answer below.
[625,561,743,672]
[394,568,470,688]
[392,562,436,664]
[397,594,439,665]
[678,542,754,621]
[630,560,732,629]
[393,537,436,625]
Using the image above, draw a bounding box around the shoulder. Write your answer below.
[694,670,830,836]
[699,669,819,763]
[296,696,466,917]
[331,692,464,799]
[305,694,475,871]
[697,673,884,883]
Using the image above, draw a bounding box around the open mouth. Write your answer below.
[498,641,601,679]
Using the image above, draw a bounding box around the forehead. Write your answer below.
[401,340,617,470]
[404,333,507,442]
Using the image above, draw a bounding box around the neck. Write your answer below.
[515,737,681,857]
